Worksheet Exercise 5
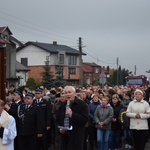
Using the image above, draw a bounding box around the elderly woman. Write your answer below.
[94,96,113,150]
[126,89,150,150]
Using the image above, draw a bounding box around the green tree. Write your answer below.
[53,66,66,87]
[122,68,132,84]
[41,65,53,88]
[26,78,37,89]
[83,81,88,87]
[109,66,132,86]
[146,70,150,73]
[92,79,100,86]
[54,76,66,87]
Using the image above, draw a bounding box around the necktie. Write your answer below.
[37,99,39,104]
[25,105,29,109]
[64,100,70,128]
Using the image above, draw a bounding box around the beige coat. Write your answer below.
[126,99,150,130]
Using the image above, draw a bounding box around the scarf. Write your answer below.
[0,110,10,150]
[101,104,108,108]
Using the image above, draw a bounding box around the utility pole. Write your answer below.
[134,65,136,75]
[79,37,83,87]
[117,57,119,85]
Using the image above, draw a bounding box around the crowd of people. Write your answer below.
[0,84,150,150]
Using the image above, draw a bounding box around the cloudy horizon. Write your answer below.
[1,0,150,77]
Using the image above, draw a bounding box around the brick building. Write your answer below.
[16,41,85,85]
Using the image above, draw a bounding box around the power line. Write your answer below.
[0,10,77,41]
[83,39,116,62]
[0,15,75,42]
[82,49,116,65]
[0,10,119,67]
[0,11,80,47]
[83,47,116,62]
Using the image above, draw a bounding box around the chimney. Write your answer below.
[53,41,57,45]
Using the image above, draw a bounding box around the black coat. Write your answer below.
[145,88,150,103]
[18,103,44,136]
[110,101,123,130]
[56,97,88,150]
[33,98,52,128]
[119,107,130,128]
[7,100,23,129]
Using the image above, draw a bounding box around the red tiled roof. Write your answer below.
[82,62,109,73]
[0,26,12,34]
[0,27,6,33]
[82,63,92,73]
[83,62,100,67]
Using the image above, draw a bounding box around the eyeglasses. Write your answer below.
[35,93,41,94]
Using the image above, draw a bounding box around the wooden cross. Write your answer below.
[0,46,6,101]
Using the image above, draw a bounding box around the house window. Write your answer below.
[0,34,7,39]
[21,58,28,67]
[86,78,90,84]
[95,67,99,73]
[68,55,77,65]
[59,54,64,64]
[45,56,50,65]
[69,68,76,74]
[46,56,50,61]
[55,66,63,76]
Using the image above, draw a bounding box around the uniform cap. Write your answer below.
[14,90,22,97]
[35,88,43,93]
[25,92,34,98]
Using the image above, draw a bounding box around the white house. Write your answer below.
[16,41,85,85]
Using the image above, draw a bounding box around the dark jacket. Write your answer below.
[52,100,65,121]
[110,101,123,130]
[145,88,150,103]
[89,101,100,127]
[18,103,44,136]
[7,100,23,130]
[33,98,52,128]
[56,97,88,150]
[119,107,130,128]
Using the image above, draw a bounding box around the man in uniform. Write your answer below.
[34,88,52,150]
[17,92,44,150]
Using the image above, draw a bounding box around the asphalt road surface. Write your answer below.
[49,138,150,150]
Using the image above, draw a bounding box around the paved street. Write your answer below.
[49,138,150,150]
[145,138,150,150]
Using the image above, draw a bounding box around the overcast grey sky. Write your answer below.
[1,0,150,77]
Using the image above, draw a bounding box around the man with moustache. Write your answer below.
[17,93,44,150]
[56,86,88,150]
